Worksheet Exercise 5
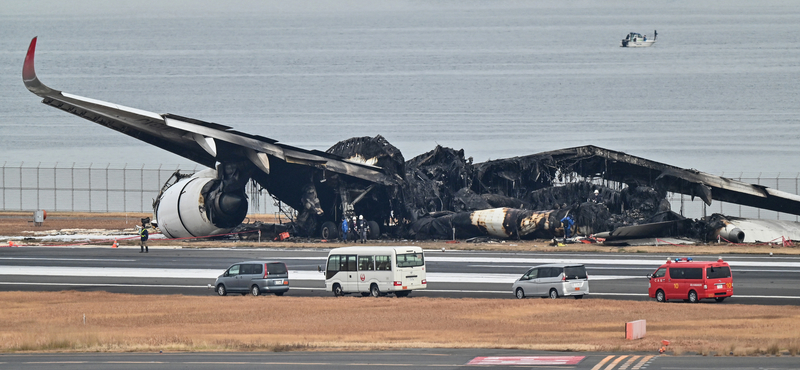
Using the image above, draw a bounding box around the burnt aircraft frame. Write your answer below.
[22,37,800,240]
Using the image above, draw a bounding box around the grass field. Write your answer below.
[1,291,799,355]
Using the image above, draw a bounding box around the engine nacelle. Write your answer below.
[155,168,248,239]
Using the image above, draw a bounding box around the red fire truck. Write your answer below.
[648,257,733,303]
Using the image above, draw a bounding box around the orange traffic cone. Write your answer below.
[112,239,118,248]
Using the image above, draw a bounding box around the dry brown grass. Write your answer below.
[1,291,800,355]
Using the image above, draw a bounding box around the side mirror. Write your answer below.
[647,274,653,279]
[224,271,229,277]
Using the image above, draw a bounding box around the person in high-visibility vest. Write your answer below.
[139,223,149,253]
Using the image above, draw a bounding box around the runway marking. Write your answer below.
[603,355,628,369]
[0,265,644,282]
[467,356,584,365]
[591,355,614,370]
[618,355,639,370]
[0,257,136,262]
[632,355,654,370]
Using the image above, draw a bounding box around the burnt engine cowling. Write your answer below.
[155,166,250,239]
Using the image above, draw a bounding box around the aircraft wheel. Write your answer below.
[320,221,337,240]
[367,220,380,239]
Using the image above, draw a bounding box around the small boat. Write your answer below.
[621,30,656,47]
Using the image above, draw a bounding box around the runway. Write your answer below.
[1,246,800,304]
[2,349,800,370]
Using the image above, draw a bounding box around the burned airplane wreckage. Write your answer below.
[23,37,800,244]
[320,137,800,243]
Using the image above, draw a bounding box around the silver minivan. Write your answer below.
[214,261,289,296]
[512,263,589,299]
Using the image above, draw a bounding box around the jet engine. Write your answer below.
[154,164,250,239]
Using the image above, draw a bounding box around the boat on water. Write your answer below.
[621,30,656,47]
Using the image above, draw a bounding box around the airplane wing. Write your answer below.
[22,37,397,186]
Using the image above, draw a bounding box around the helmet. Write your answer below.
[594,190,599,194]
[359,215,363,220]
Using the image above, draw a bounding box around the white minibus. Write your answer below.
[325,246,427,297]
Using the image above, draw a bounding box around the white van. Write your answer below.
[325,246,427,297]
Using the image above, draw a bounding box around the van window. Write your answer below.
[669,267,702,279]
[706,266,731,279]
[375,255,391,271]
[564,266,587,280]
[653,267,666,278]
[228,264,240,276]
[396,253,424,268]
[345,255,357,271]
[359,256,375,271]
[524,268,538,279]
[541,267,561,278]
[253,264,264,275]
[266,263,285,275]
[240,264,253,274]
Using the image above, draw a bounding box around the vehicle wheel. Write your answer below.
[688,290,699,303]
[714,297,725,302]
[656,289,666,303]
[333,284,344,297]
[549,289,559,299]
[370,284,380,298]
[274,292,284,296]
[320,221,337,240]
[251,285,260,296]
[367,220,380,239]
[515,288,525,299]
[216,284,227,296]
[574,295,583,300]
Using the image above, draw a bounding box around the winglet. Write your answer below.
[23,37,37,82]
[22,36,55,96]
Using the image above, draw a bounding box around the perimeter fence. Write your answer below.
[0,163,798,222]
[0,162,273,215]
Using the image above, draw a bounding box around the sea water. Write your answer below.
[1,0,799,175]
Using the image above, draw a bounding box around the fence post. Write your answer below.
[53,163,58,211]
[19,162,23,210]
[123,163,127,212]
[105,164,110,212]
[776,173,781,220]
[757,172,761,219]
[88,163,93,212]
[71,163,75,211]
[140,164,145,212]
[2,161,5,210]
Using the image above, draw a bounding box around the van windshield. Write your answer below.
[564,266,587,280]
[706,266,731,279]
[396,253,424,268]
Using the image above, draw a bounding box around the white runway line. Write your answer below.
[0,266,643,283]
